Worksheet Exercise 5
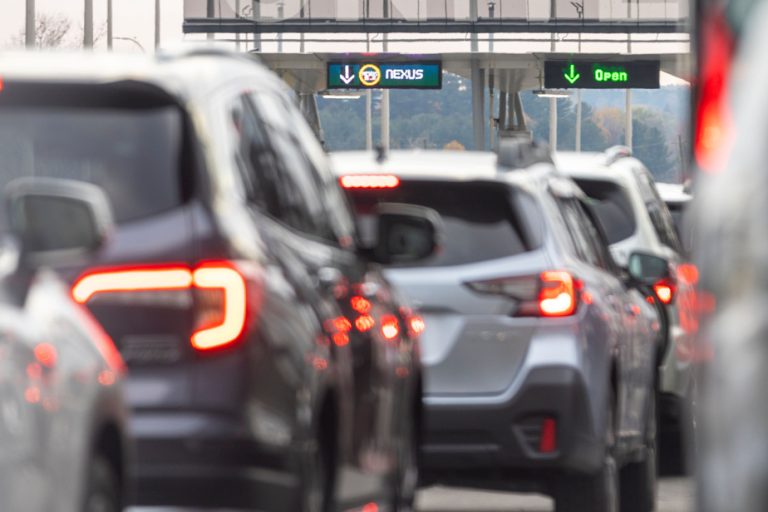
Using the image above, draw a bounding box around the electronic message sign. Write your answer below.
[544,60,660,89]
[327,62,442,90]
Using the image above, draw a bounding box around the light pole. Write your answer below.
[25,0,36,48]
[155,0,161,49]
[84,0,94,48]
[107,0,113,50]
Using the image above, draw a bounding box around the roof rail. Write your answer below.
[497,137,553,170]
[604,145,632,166]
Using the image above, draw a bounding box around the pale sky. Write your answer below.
[0,0,689,85]
[1,0,185,51]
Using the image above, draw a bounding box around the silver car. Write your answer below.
[0,179,128,512]
[556,149,695,474]
[332,146,662,512]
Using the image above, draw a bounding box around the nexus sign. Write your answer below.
[327,62,442,90]
[545,60,660,89]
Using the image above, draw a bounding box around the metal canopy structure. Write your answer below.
[184,18,684,35]
[183,0,689,34]
[181,0,689,152]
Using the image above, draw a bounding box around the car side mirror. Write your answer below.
[371,203,441,265]
[627,251,670,286]
[5,178,114,267]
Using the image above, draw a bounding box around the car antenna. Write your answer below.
[375,144,387,164]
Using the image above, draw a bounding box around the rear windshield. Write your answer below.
[0,104,183,225]
[574,178,637,244]
[345,180,533,267]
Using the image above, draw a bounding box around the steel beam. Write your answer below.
[183,18,685,35]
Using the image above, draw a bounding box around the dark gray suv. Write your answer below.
[0,49,433,512]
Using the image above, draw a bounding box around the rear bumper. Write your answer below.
[128,411,298,509]
[421,366,602,485]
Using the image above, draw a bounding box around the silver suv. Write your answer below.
[557,149,694,474]
[332,145,662,512]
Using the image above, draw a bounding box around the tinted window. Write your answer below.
[0,107,183,225]
[638,174,683,253]
[346,181,532,267]
[574,178,637,244]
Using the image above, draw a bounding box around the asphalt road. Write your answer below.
[128,477,692,512]
[416,477,694,512]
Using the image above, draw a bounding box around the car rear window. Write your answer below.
[574,178,637,244]
[0,106,183,225]
[344,180,534,267]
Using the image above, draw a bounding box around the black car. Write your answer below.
[0,49,435,511]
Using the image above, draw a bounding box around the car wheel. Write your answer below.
[621,390,658,512]
[83,455,120,512]
[555,392,619,512]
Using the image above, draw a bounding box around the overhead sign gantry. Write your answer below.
[327,61,442,90]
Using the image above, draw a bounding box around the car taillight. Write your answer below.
[340,175,400,189]
[72,262,248,352]
[539,271,577,317]
[653,278,676,306]
[694,8,734,173]
[380,315,400,341]
[465,271,580,318]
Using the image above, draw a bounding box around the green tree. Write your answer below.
[632,107,675,181]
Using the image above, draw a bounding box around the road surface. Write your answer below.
[416,477,693,512]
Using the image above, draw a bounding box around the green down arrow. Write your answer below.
[563,64,581,85]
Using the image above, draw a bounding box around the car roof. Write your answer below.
[554,150,642,184]
[330,150,499,181]
[0,48,286,103]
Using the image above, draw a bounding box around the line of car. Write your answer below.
[0,49,691,512]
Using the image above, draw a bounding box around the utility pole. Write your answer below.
[277,1,284,52]
[107,0,113,50]
[252,1,261,51]
[25,0,35,48]
[155,0,161,49]
[235,0,241,51]
[84,0,94,48]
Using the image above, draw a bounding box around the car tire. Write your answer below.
[555,391,619,512]
[392,423,419,511]
[83,455,121,512]
[620,390,658,512]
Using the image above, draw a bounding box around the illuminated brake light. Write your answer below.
[653,279,676,305]
[191,265,247,351]
[380,315,400,341]
[72,263,248,352]
[408,315,426,336]
[539,271,577,317]
[340,175,400,189]
[72,267,192,304]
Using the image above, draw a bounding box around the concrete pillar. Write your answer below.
[549,97,557,150]
[381,91,391,150]
[472,62,486,150]
[366,90,373,150]
[575,89,582,152]
[155,0,161,49]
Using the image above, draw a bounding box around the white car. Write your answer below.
[556,148,694,474]
[0,179,128,512]
[655,182,693,255]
